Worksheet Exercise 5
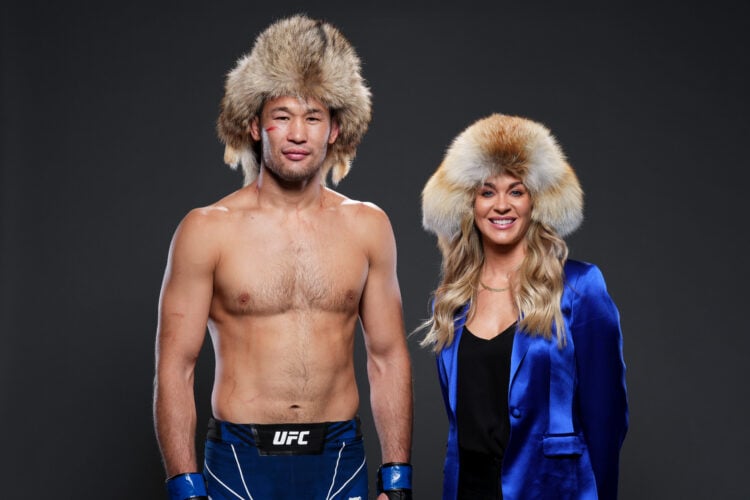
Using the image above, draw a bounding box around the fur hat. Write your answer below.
[422,114,583,244]
[217,15,372,185]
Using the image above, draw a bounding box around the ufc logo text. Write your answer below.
[272,430,310,445]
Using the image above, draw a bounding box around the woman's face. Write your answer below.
[473,172,533,252]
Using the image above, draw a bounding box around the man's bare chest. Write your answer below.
[213,231,367,316]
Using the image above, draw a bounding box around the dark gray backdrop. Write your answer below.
[2,1,749,498]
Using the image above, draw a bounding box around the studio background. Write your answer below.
[2,1,748,498]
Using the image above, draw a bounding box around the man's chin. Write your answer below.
[266,164,322,184]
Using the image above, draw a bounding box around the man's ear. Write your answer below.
[328,117,340,145]
[249,116,261,141]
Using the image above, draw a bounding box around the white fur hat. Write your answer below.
[217,15,372,185]
[422,114,583,243]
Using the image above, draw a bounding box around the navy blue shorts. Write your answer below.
[203,417,368,500]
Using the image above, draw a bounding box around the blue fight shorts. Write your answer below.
[203,417,368,500]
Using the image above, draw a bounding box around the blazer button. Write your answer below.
[511,408,521,418]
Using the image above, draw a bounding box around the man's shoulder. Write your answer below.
[324,193,395,259]
[180,203,231,230]
[326,188,389,222]
[173,205,236,250]
[181,188,257,226]
[342,201,394,240]
[168,200,238,261]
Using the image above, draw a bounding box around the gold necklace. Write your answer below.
[479,264,521,293]
[479,281,510,293]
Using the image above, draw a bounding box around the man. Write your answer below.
[153,15,413,500]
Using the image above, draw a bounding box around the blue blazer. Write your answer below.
[437,260,628,499]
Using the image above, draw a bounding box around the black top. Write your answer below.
[456,322,516,459]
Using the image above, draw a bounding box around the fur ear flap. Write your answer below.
[422,165,474,243]
[422,114,583,240]
[216,15,371,186]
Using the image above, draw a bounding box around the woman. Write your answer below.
[420,114,628,499]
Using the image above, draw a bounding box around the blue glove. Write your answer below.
[377,462,412,500]
[166,472,207,500]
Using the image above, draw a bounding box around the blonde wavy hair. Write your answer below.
[420,212,569,353]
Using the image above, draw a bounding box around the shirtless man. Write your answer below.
[153,16,413,500]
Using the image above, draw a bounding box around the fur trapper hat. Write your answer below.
[217,15,372,185]
[422,114,583,245]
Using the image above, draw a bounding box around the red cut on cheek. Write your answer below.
[265,126,278,132]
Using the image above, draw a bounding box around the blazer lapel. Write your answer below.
[510,326,533,390]
[442,304,469,412]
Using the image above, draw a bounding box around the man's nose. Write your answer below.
[287,118,306,142]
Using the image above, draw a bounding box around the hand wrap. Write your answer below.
[166,472,208,500]
[377,462,412,500]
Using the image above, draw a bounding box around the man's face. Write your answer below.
[250,95,339,183]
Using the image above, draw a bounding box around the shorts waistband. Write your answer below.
[207,416,362,447]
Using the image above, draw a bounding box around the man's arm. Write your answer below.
[153,209,218,478]
[357,205,413,482]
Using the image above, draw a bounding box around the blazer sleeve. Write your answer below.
[569,263,629,499]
